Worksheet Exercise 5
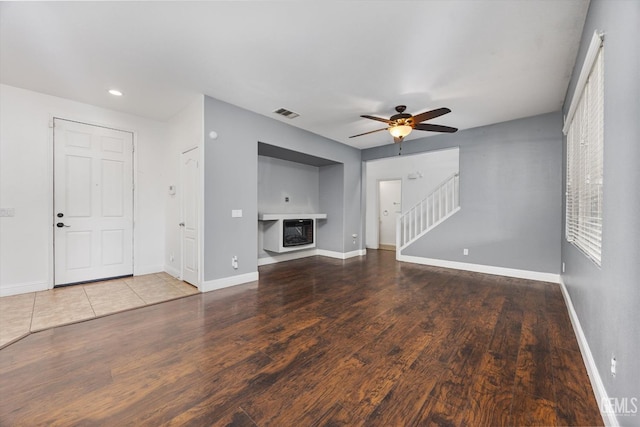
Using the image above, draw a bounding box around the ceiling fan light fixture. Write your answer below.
[389,125,412,138]
[349,105,456,142]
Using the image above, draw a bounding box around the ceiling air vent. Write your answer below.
[273,108,300,119]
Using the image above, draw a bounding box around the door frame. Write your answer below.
[376,178,402,249]
[48,115,137,289]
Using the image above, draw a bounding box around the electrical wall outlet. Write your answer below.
[232,256,238,269]
[562,262,566,273]
[0,208,15,217]
[463,248,469,256]
[611,355,617,377]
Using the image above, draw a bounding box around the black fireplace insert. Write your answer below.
[283,219,314,247]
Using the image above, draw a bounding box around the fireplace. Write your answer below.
[259,213,326,253]
[283,219,314,247]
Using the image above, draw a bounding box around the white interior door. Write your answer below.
[378,180,402,249]
[54,119,133,285]
[181,147,199,286]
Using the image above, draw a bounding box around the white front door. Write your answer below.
[54,119,133,285]
[180,147,199,286]
[378,180,402,249]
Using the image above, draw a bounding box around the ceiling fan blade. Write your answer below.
[414,123,458,133]
[411,107,451,124]
[361,115,394,125]
[349,127,389,138]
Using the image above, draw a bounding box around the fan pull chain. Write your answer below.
[398,141,402,156]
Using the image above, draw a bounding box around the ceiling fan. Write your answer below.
[350,105,458,143]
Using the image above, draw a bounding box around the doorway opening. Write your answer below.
[378,179,402,251]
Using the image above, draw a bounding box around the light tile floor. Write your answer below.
[0,273,198,348]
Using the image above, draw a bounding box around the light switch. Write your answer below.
[232,209,243,218]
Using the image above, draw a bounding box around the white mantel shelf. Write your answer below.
[258,213,327,221]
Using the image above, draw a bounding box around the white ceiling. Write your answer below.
[0,1,589,149]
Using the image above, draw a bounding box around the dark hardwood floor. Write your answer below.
[0,250,603,426]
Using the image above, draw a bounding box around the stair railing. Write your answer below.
[396,173,460,251]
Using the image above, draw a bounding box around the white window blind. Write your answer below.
[565,33,604,266]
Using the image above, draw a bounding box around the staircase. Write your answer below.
[396,173,460,251]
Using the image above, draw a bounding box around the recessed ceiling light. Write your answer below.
[108,89,123,96]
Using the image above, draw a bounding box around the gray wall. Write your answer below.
[258,155,320,214]
[204,96,362,281]
[363,112,563,274]
[561,1,640,422]
[318,164,345,252]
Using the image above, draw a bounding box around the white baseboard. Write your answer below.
[559,278,617,426]
[200,271,259,293]
[347,249,367,258]
[134,264,164,276]
[0,280,49,297]
[258,248,366,265]
[316,249,366,260]
[258,249,318,266]
[163,265,181,279]
[397,254,561,283]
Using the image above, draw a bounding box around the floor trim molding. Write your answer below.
[258,249,366,266]
[258,250,318,266]
[201,272,259,293]
[317,249,366,259]
[134,264,164,276]
[0,280,48,297]
[559,277,617,427]
[397,254,561,283]
[163,265,181,279]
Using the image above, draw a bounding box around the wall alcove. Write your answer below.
[257,142,343,262]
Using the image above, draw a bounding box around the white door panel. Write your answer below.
[66,231,92,270]
[181,147,199,286]
[102,229,125,265]
[101,159,124,216]
[66,155,93,217]
[379,180,402,247]
[54,119,133,285]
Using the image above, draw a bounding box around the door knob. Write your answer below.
[56,222,70,228]
[179,222,185,227]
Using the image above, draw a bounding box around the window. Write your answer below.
[565,32,604,266]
